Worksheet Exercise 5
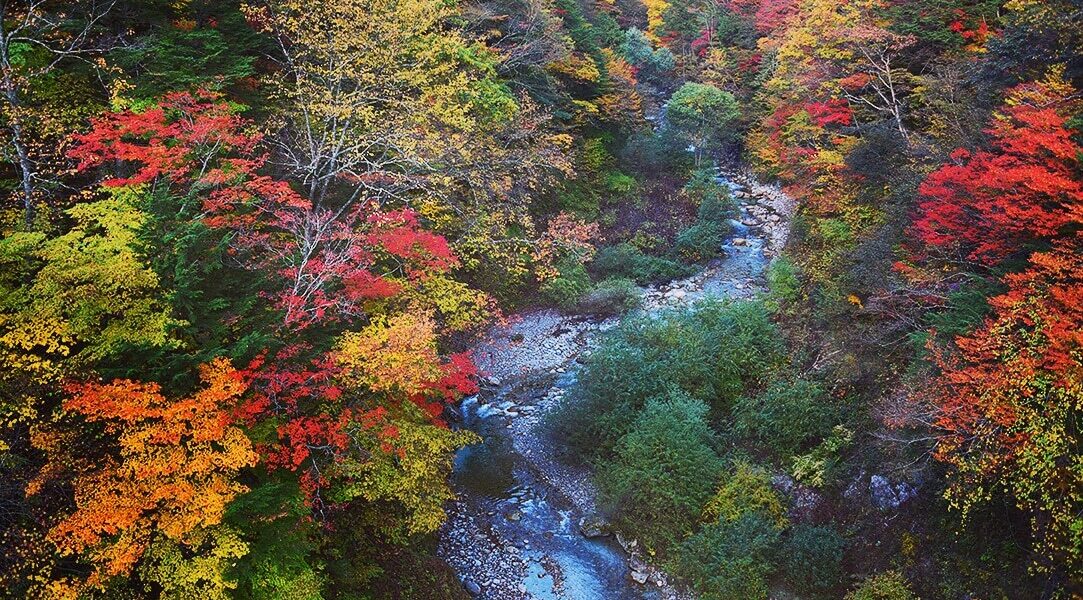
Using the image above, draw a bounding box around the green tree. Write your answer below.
[598,391,724,553]
[666,83,739,163]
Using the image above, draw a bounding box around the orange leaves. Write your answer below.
[36,358,257,586]
[532,211,600,281]
[915,76,1083,571]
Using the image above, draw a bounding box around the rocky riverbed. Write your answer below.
[437,170,790,600]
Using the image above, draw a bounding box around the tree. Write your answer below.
[241,0,573,297]
[0,0,117,225]
[29,358,258,591]
[666,82,739,162]
[0,187,177,384]
[913,75,1083,266]
[925,239,1083,575]
[69,90,479,331]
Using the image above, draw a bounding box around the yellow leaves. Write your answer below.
[138,525,249,600]
[403,273,494,332]
[337,312,443,396]
[0,187,179,385]
[548,53,602,83]
[642,0,669,39]
[703,462,789,530]
[334,410,478,537]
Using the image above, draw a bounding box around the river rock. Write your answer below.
[628,554,650,584]
[578,515,610,538]
[464,579,482,595]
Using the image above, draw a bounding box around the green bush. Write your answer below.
[554,301,783,458]
[686,169,736,227]
[590,243,692,284]
[539,258,591,309]
[578,277,641,316]
[671,513,781,600]
[781,525,846,597]
[790,425,853,488]
[676,222,724,262]
[703,461,788,529]
[766,257,801,306]
[845,571,917,600]
[598,391,724,554]
[733,376,836,458]
[603,171,637,196]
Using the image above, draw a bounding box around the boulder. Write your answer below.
[870,474,918,510]
[464,579,482,596]
[578,515,610,538]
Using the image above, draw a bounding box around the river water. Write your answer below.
[437,171,788,600]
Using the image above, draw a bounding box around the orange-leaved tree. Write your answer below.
[30,358,258,589]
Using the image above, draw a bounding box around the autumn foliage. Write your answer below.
[32,358,257,586]
[913,79,1083,265]
[913,74,1083,573]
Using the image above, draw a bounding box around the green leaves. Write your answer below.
[0,187,179,382]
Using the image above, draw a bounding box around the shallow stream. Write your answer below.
[437,171,787,600]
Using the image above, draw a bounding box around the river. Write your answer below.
[437,169,793,600]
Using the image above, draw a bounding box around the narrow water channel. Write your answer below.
[438,171,787,600]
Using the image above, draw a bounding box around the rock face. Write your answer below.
[772,474,822,521]
[870,475,919,510]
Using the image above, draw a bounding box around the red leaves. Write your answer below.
[805,99,853,127]
[914,79,1083,565]
[69,90,255,188]
[70,90,463,331]
[912,81,1083,265]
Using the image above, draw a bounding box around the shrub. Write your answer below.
[578,277,641,316]
[540,258,591,309]
[676,222,724,262]
[845,571,917,600]
[591,243,692,284]
[791,425,853,488]
[603,171,637,196]
[733,376,836,458]
[620,129,692,174]
[598,391,724,553]
[671,513,781,600]
[766,257,801,306]
[554,301,783,458]
[685,168,736,226]
[781,525,846,597]
[703,461,789,529]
